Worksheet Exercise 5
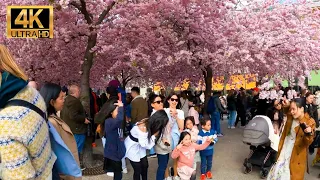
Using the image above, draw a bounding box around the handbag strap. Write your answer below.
[6,99,47,120]
[129,133,138,142]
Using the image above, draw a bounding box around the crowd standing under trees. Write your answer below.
[1,0,320,179]
[1,42,320,179]
[1,0,320,112]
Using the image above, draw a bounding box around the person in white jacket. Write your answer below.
[125,110,169,180]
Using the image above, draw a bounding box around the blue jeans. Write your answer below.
[74,134,86,154]
[228,110,237,127]
[156,154,169,180]
[200,155,213,174]
[150,147,155,155]
[211,111,221,134]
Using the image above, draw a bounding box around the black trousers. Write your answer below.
[130,156,149,180]
[103,158,122,180]
[235,109,246,126]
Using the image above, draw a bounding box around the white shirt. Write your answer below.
[124,125,156,162]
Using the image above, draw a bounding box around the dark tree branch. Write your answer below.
[270,43,283,48]
[95,1,116,25]
[70,0,92,24]
[79,0,93,24]
[70,1,81,10]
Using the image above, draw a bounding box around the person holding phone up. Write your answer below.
[267,98,315,180]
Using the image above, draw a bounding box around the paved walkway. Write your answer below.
[84,117,320,180]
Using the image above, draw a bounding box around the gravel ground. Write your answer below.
[84,117,320,180]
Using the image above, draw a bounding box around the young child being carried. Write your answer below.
[184,116,199,142]
[171,131,211,180]
[198,117,218,180]
[184,116,201,171]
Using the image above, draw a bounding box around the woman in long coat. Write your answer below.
[268,98,315,180]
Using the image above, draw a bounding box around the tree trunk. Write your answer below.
[122,79,127,89]
[80,34,97,169]
[223,75,230,95]
[203,65,213,116]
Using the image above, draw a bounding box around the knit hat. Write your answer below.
[108,80,120,88]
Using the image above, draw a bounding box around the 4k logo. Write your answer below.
[7,6,53,38]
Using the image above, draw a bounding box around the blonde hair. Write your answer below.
[0,44,28,85]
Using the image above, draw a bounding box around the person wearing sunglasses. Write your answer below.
[149,93,170,180]
[148,93,163,159]
[163,92,184,180]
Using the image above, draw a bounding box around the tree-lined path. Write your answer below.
[84,116,320,180]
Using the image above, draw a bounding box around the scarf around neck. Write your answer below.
[0,71,28,109]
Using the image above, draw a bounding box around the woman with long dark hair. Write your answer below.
[40,83,82,179]
[164,92,185,179]
[125,110,169,180]
[267,98,315,180]
[149,93,172,180]
[266,99,284,135]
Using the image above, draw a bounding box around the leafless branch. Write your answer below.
[70,0,92,24]
[96,1,116,25]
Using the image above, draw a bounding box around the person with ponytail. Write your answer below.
[125,110,169,180]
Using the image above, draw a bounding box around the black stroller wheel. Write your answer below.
[260,168,268,179]
[243,158,252,174]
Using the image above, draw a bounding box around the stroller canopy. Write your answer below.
[243,115,279,151]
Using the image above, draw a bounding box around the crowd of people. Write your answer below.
[1,43,320,180]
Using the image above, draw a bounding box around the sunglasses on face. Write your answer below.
[153,100,163,104]
[170,98,179,102]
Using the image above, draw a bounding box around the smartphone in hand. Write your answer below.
[300,123,311,135]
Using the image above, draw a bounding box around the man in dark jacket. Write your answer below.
[210,91,227,137]
[235,88,248,127]
[61,85,90,169]
[250,87,260,117]
[130,87,148,124]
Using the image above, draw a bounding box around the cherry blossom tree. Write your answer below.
[226,0,320,88]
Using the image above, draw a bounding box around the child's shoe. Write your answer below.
[173,176,180,180]
[200,174,206,180]
[122,167,128,174]
[206,171,213,179]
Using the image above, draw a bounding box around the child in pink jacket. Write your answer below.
[184,116,199,142]
[171,131,211,180]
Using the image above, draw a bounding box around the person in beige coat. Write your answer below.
[40,82,82,180]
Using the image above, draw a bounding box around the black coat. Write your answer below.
[305,104,319,128]
[227,95,236,111]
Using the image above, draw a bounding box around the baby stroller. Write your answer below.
[242,116,277,179]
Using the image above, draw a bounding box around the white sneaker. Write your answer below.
[173,176,180,180]
[166,177,173,180]
[231,126,236,129]
[228,126,231,129]
[122,168,128,174]
[106,172,114,177]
